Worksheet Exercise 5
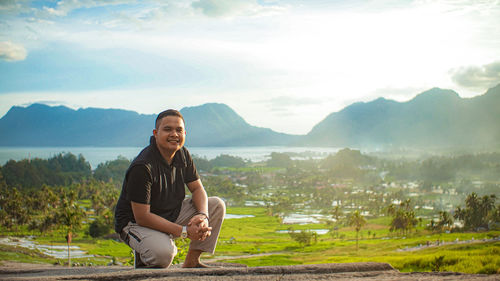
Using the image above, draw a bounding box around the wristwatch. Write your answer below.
[181,226,188,239]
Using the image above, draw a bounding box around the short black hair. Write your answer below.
[155,109,185,129]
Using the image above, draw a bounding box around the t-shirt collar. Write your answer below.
[149,135,187,168]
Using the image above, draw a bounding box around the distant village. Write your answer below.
[1,148,499,237]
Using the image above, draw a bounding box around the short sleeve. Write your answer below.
[183,149,200,184]
[125,165,152,204]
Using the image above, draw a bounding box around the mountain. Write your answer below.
[304,84,500,149]
[181,103,299,146]
[1,84,499,148]
[0,104,155,146]
[0,103,298,147]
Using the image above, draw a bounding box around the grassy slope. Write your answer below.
[215,207,500,274]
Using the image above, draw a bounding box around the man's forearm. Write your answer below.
[191,187,208,215]
[136,212,183,237]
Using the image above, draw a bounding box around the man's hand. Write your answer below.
[187,215,212,241]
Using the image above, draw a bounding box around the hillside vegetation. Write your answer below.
[0,149,499,274]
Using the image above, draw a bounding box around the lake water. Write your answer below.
[0,146,340,169]
[282,213,328,224]
[276,229,330,235]
[225,214,255,219]
[0,237,92,259]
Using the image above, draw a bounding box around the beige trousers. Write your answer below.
[121,196,226,268]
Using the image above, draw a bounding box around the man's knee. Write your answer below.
[209,196,226,214]
[142,243,177,268]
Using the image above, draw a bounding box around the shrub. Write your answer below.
[431,256,445,272]
[288,228,315,248]
[478,264,498,274]
[88,218,112,238]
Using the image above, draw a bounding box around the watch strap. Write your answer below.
[196,211,209,220]
[181,225,187,239]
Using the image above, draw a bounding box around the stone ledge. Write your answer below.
[1,262,498,281]
[64,262,394,280]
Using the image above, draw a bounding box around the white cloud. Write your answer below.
[0,41,27,61]
[450,61,500,91]
[191,0,284,18]
[192,0,253,17]
[0,0,24,14]
[29,0,140,19]
[43,6,67,16]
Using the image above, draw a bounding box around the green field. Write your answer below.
[1,206,499,274]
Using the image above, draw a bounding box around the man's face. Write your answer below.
[153,115,186,155]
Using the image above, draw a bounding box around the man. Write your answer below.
[114,109,225,268]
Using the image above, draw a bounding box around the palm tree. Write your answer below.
[437,211,453,232]
[455,193,497,230]
[331,205,343,222]
[57,190,85,267]
[348,210,366,251]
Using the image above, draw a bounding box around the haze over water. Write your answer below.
[0,146,341,169]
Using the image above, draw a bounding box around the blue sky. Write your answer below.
[1,0,500,134]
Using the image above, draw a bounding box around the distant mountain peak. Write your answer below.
[181,102,239,115]
[0,102,297,147]
[410,87,460,103]
[13,103,64,111]
[305,85,500,148]
[180,102,249,127]
[182,102,229,110]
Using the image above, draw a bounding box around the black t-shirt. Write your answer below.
[125,165,154,205]
[114,138,199,234]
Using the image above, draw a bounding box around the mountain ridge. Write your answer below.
[0,103,298,147]
[1,84,499,148]
[305,84,500,148]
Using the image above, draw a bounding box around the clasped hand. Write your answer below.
[187,214,212,241]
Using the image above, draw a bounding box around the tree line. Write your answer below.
[1,153,91,189]
[1,150,499,240]
[2,150,500,190]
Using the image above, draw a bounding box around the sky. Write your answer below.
[1,0,500,135]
